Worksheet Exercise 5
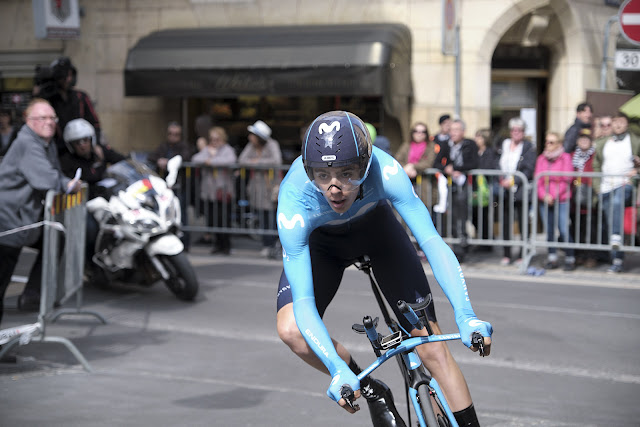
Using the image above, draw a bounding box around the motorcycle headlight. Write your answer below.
[165,197,181,226]
[129,218,161,233]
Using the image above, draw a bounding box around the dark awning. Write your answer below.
[124,23,412,98]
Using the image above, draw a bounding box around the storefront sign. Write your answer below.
[32,0,80,40]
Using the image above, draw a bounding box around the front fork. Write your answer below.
[404,351,459,427]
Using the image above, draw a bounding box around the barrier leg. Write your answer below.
[50,288,107,324]
[41,336,93,373]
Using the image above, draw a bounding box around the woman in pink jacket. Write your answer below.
[535,132,576,271]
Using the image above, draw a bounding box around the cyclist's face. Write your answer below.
[312,165,361,213]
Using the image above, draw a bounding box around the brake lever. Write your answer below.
[340,385,360,411]
[471,333,486,357]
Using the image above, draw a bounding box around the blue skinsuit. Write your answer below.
[277,147,485,399]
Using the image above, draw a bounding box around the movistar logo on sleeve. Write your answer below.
[278,212,305,229]
[383,159,400,181]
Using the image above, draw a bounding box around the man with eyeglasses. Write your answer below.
[0,98,83,326]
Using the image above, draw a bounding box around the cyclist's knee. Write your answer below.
[277,305,308,354]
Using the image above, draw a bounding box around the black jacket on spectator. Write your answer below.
[563,118,591,153]
[448,138,479,173]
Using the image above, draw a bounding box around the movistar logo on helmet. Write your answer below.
[321,155,336,161]
[319,121,341,149]
[318,121,341,135]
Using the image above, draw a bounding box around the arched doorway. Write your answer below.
[489,8,556,151]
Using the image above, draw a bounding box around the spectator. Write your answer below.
[496,117,537,265]
[365,122,392,155]
[148,121,192,249]
[36,57,102,156]
[472,128,498,250]
[191,126,237,255]
[239,120,283,256]
[535,132,576,271]
[395,122,437,180]
[570,129,600,268]
[434,114,452,147]
[0,108,15,157]
[592,112,640,273]
[444,119,479,261]
[59,119,126,273]
[148,122,192,176]
[593,115,613,140]
[395,122,448,219]
[0,99,82,323]
[563,102,593,153]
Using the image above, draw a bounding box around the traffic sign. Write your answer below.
[619,0,640,45]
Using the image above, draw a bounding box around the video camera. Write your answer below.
[33,57,75,100]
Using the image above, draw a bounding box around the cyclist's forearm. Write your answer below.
[293,297,346,376]
[421,237,476,318]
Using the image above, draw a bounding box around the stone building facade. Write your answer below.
[0,0,630,157]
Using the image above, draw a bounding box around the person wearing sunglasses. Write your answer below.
[0,98,82,322]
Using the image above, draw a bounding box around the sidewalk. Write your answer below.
[187,235,640,289]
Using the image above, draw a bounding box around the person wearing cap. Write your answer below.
[592,112,640,273]
[276,110,492,427]
[239,120,282,256]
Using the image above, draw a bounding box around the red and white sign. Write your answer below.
[441,0,460,56]
[32,0,80,40]
[619,0,640,45]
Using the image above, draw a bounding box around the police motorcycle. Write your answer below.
[86,156,199,301]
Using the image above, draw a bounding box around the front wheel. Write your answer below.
[158,252,199,301]
[417,384,442,427]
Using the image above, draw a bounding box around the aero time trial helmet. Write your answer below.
[302,111,373,191]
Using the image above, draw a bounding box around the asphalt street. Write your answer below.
[1,239,639,427]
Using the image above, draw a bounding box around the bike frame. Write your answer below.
[356,334,461,427]
[352,256,460,427]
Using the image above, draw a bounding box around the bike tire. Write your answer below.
[158,252,199,301]
[417,384,440,427]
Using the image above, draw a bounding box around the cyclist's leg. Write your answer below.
[365,206,476,414]
[275,245,349,373]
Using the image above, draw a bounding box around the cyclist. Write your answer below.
[276,111,493,427]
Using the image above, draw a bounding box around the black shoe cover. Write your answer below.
[362,378,407,427]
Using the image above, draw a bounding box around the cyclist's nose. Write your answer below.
[326,177,343,193]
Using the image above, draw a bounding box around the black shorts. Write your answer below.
[276,202,437,330]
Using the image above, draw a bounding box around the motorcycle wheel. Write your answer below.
[157,252,199,301]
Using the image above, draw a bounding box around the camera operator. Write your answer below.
[33,57,101,155]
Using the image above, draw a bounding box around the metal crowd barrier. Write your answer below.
[529,171,640,266]
[176,163,640,273]
[180,162,290,239]
[0,185,106,372]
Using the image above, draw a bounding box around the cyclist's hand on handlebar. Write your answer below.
[338,384,361,414]
[458,316,493,356]
[327,369,361,413]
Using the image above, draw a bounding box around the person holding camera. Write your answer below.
[34,57,101,155]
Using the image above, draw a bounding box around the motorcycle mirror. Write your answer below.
[165,155,183,188]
